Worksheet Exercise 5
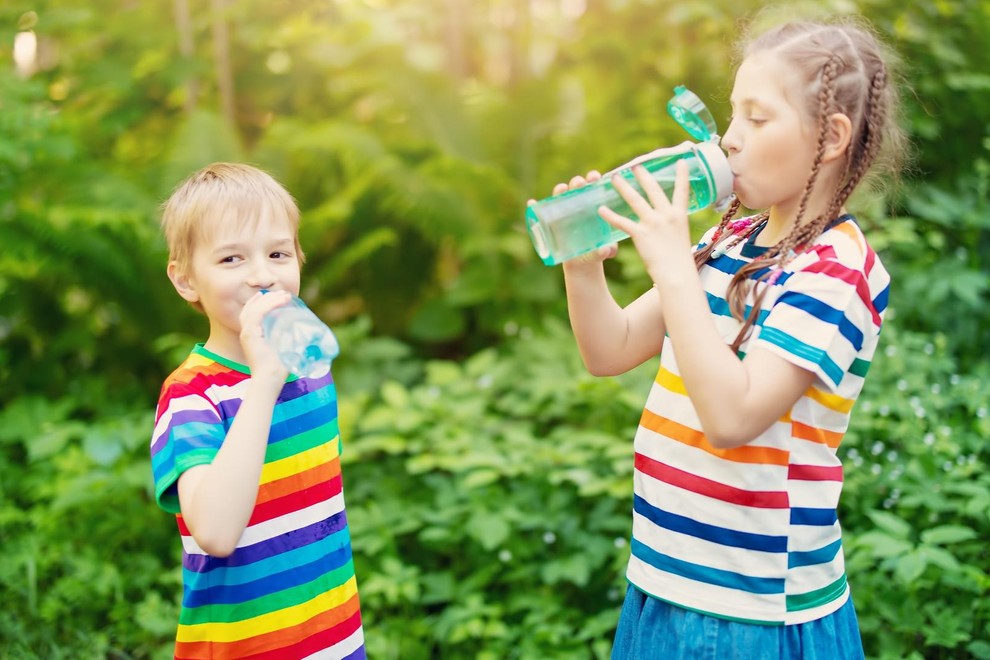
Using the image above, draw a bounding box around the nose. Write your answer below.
[246,258,276,289]
[720,120,740,154]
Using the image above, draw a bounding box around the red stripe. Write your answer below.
[788,463,843,482]
[175,473,342,538]
[634,453,789,508]
[175,593,362,659]
[802,260,880,327]
[241,608,363,660]
[248,473,342,526]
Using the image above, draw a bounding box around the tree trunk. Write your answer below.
[210,0,236,125]
[173,0,198,114]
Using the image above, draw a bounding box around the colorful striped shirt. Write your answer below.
[150,344,365,659]
[627,215,888,625]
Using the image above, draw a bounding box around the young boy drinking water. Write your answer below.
[150,163,365,659]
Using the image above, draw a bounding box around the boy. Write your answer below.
[150,163,365,659]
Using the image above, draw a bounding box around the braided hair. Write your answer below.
[697,19,906,352]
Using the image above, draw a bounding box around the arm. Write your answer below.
[176,291,292,557]
[599,163,815,447]
[549,171,667,376]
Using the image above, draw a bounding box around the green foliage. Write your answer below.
[341,319,647,658]
[841,323,990,658]
[2,0,990,657]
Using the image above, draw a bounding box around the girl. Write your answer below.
[558,18,906,659]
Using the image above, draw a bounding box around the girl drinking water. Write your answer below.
[556,17,907,659]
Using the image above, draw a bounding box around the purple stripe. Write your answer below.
[183,509,348,572]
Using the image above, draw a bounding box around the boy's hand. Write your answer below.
[239,290,291,384]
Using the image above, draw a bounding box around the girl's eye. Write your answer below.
[270,251,287,259]
[220,256,238,264]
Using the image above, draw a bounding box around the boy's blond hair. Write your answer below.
[161,163,305,277]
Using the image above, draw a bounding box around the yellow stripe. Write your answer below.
[260,438,339,485]
[806,386,854,414]
[176,575,358,643]
[663,362,853,415]
[655,366,686,395]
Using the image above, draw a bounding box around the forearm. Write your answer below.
[180,380,281,555]
[652,268,753,446]
[563,261,664,376]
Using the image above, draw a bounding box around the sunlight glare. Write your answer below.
[13,31,38,78]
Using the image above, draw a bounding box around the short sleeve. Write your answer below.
[150,385,226,514]
[753,256,882,392]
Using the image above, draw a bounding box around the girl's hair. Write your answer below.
[161,162,304,276]
[694,18,908,352]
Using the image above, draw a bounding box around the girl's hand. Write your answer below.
[532,170,618,266]
[239,290,291,384]
[597,160,694,284]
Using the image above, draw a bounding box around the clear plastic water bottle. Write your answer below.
[262,293,339,379]
[526,86,734,266]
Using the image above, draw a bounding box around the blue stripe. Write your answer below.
[631,539,784,595]
[182,544,353,607]
[183,526,351,588]
[757,326,843,386]
[705,291,770,325]
[790,507,838,526]
[788,538,843,569]
[634,495,787,553]
[776,291,865,352]
[184,510,349,571]
[874,285,889,314]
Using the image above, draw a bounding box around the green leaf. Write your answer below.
[465,510,510,551]
[920,524,978,546]
[866,510,913,539]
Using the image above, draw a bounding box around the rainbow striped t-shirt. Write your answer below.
[150,344,365,659]
[626,215,888,625]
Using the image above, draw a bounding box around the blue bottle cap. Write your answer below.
[667,85,719,142]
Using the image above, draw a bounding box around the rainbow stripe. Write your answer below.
[151,345,365,659]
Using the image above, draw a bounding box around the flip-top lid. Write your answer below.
[667,85,719,142]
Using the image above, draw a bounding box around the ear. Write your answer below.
[167,261,200,304]
[822,112,853,163]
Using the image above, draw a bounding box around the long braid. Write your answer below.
[693,197,741,268]
[702,21,905,355]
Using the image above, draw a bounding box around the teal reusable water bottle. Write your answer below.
[526,86,734,266]
[262,293,340,379]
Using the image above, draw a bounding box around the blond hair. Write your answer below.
[161,162,304,276]
[696,18,907,351]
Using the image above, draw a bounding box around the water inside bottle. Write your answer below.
[527,165,716,265]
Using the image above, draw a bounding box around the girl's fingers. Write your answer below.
[610,172,657,221]
[671,160,690,211]
[632,164,673,211]
[598,205,636,234]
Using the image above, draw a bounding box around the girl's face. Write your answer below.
[720,51,820,216]
[177,210,301,361]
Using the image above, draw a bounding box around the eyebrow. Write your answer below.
[209,237,294,254]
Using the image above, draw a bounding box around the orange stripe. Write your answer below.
[175,592,361,658]
[792,420,843,449]
[833,222,864,252]
[639,409,789,466]
[255,460,340,506]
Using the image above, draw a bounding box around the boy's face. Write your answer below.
[169,211,301,359]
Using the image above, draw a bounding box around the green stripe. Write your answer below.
[849,357,871,378]
[266,420,338,462]
[155,448,218,514]
[178,560,356,625]
[630,582,784,627]
[787,574,847,611]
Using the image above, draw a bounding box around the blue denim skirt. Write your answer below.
[611,585,865,660]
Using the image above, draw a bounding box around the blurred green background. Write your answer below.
[1,0,988,658]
